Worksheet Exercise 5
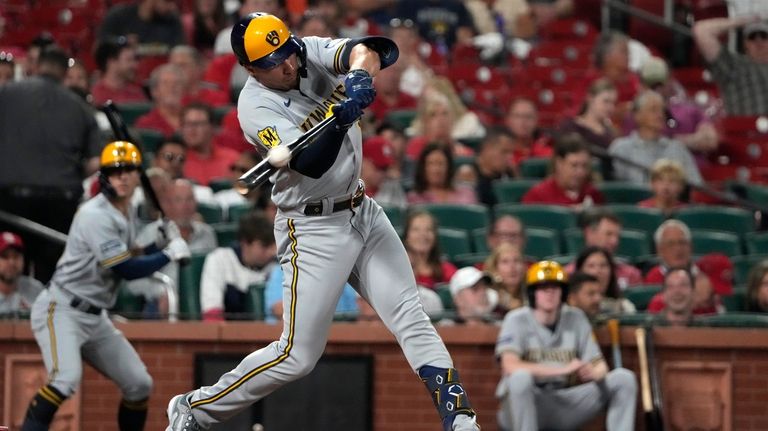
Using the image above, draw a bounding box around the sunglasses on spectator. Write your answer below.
[747,31,768,41]
[230,164,250,174]
[160,152,185,163]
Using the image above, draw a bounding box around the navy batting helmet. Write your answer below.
[231,12,305,69]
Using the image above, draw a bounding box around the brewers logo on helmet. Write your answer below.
[526,260,569,307]
[231,12,305,69]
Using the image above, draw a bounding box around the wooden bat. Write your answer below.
[636,327,664,431]
[236,113,338,194]
[646,325,666,430]
[607,318,622,369]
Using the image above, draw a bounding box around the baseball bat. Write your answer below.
[646,325,666,430]
[607,318,622,369]
[236,113,338,194]
[636,327,664,431]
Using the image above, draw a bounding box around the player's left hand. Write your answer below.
[577,362,596,382]
[344,69,376,109]
[332,99,363,128]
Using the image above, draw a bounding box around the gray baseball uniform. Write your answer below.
[29,193,152,400]
[184,36,459,426]
[495,305,637,431]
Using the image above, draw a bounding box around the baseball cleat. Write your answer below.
[166,393,202,431]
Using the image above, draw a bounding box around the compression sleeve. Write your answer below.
[112,252,171,280]
[289,124,350,178]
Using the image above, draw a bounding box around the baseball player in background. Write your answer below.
[495,261,637,431]
[21,142,192,431]
[166,12,480,431]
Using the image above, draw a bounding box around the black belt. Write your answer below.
[69,297,103,315]
[303,184,365,216]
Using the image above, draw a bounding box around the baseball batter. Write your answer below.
[495,261,637,431]
[166,13,480,431]
[21,142,192,431]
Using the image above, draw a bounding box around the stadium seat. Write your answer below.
[563,228,584,255]
[380,205,404,233]
[518,157,551,178]
[606,205,664,235]
[213,222,238,247]
[472,228,489,254]
[112,284,144,317]
[494,204,578,231]
[694,312,768,328]
[720,286,747,312]
[719,115,768,136]
[136,128,165,154]
[544,254,576,265]
[616,229,653,261]
[745,232,768,255]
[245,283,266,320]
[730,181,768,206]
[624,285,662,311]
[438,228,473,262]
[525,228,561,260]
[597,182,653,204]
[435,283,454,310]
[418,204,490,234]
[731,254,768,285]
[690,230,742,257]
[197,202,224,224]
[208,178,232,193]
[617,312,654,326]
[452,252,488,268]
[493,179,538,204]
[227,202,253,223]
[674,206,756,236]
[177,254,208,320]
[385,109,417,130]
[116,102,153,127]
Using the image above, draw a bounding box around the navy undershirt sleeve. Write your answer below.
[289,125,350,178]
[112,253,171,280]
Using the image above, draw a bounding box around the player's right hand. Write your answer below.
[163,237,191,262]
[332,99,363,128]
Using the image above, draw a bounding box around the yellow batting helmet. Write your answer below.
[100,141,142,169]
[526,261,568,287]
[231,12,304,69]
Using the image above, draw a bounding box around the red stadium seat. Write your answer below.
[538,18,598,44]
[719,116,768,137]
[529,41,592,69]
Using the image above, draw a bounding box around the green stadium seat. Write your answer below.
[690,229,742,257]
[518,157,550,178]
[745,232,768,255]
[694,312,768,328]
[227,202,254,223]
[674,205,756,236]
[112,284,144,317]
[177,254,208,320]
[381,205,404,232]
[617,312,654,326]
[606,205,664,235]
[721,286,747,312]
[197,202,224,224]
[543,254,576,265]
[245,283,266,320]
[731,254,768,285]
[208,178,233,193]
[563,228,584,255]
[454,155,475,168]
[435,283,454,310]
[493,179,538,204]
[457,137,483,151]
[438,228,473,261]
[525,228,561,260]
[624,285,662,311]
[494,204,578,231]
[730,181,768,206]
[136,128,165,154]
[616,229,652,261]
[213,222,238,247]
[452,252,488,268]
[385,109,417,130]
[472,228,489,254]
[418,203,490,234]
[116,102,152,127]
[597,182,653,204]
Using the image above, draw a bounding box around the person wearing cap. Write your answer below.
[361,135,407,208]
[0,232,43,317]
[495,260,637,431]
[449,266,499,324]
[693,14,768,115]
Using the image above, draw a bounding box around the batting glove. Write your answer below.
[344,69,376,108]
[163,237,191,262]
[332,99,363,128]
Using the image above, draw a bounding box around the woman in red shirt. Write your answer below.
[403,210,457,290]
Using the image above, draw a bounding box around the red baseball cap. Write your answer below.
[363,136,394,170]
[0,232,23,253]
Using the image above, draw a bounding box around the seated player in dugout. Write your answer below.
[21,142,192,431]
[165,12,481,431]
[495,261,638,431]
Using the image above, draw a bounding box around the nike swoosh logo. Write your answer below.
[284,99,291,107]
[324,42,333,48]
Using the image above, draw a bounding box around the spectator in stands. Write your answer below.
[465,0,536,40]
[393,0,475,53]
[405,90,475,160]
[169,45,229,107]
[98,0,185,57]
[630,56,719,166]
[213,0,283,56]
[144,138,217,206]
[522,134,604,207]
[181,102,240,186]
[361,136,407,208]
[589,31,640,112]
[294,9,336,38]
[181,0,228,57]
[609,91,703,186]
[128,179,217,317]
[0,232,43,317]
[0,46,102,283]
[201,211,277,321]
[387,17,431,98]
[504,97,553,168]
[648,270,724,315]
[213,151,261,213]
[655,267,695,326]
[693,16,768,115]
[746,260,768,313]
[496,260,637,431]
[367,57,417,125]
[21,33,55,77]
[574,246,636,316]
[645,219,693,283]
[403,210,457,290]
[135,64,184,137]
[486,215,526,253]
[460,126,515,208]
[64,59,91,101]
[528,0,574,26]
[638,159,687,215]
[558,78,618,179]
[92,37,147,106]
[407,144,478,205]
[424,76,486,141]
[566,271,603,322]
[0,51,15,86]
[566,208,643,288]
[484,242,526,314]
[450,266,498,324]
[377,121,410,179]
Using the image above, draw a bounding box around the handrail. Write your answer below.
[0,208,67,245]
[601,0,692,38]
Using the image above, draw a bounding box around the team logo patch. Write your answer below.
[265,30,280,47]
[258,126,281,148]
[100,239,122,254]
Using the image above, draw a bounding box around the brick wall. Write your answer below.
[1,322,767,431]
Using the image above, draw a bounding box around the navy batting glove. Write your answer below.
[331,99,363,128]
[344,69,376,109]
